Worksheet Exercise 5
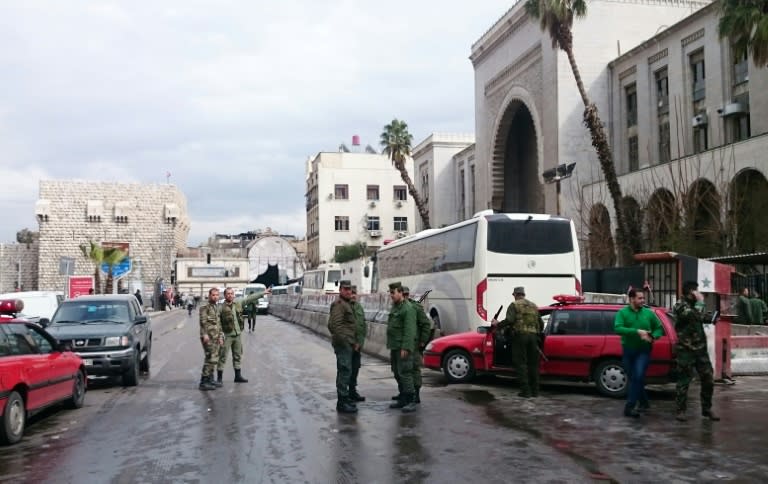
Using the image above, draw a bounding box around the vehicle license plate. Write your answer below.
[83,359,93,366]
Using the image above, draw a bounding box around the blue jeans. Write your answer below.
[622,347,651,407]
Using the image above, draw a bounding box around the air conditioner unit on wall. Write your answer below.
[395,201,403,208]
[396,231,407,238]
[369,230,382,238]
[369,201,377,208]
[692,113,708,127]
[719,102,746,117]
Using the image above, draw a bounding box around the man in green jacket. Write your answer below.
[217,288,265,385]
[736,287,753,325]
[328,280,358,414]
[348,285,366,402]
[614,288,663,418]
[386,282,418,412]
[750,291,767,325]
[403,287,432,405]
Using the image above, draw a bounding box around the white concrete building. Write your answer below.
[411,133,475,230]
[470,0,710,222]
[175,257,250,297]
[453,144,478,222]
[305,151,417,268]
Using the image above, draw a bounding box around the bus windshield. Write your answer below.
[327,270,342,283]
[487,217,573,255]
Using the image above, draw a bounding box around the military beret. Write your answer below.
[401,286,410,294]
[339,280,352,289]
[513,286,526,295]
[388,282,402,291]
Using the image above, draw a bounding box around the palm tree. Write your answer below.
[524,0,629,263]
[718,0,768,68]
[102,248,128,295]
[380,119,431,229]
[79,241,104,294]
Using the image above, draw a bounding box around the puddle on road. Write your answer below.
[460,389,495,405]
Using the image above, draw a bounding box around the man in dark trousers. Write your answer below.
[492,286,544,398]
[327,280,358,414]
[348,285,366,402]
[386,282,418,413]
[134,289,143,306]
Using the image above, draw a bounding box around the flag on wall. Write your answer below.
[697,259,733,294]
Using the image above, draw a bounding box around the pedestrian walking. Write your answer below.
[403,286,432,405]
[199,288,223,391]
[327,280,359,414]
[492,286,544,398]
[246,300,257,332]
[348,285,367,403]
[736,287,753,324]
[217,288,249,384]
[614,288,663,417]
[386,282,418,413]
[134,289,143,307]
[749,291,767,325]
[185,293,195,316]
[673,281,720,422]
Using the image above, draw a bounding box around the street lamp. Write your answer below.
[542,162,576,216]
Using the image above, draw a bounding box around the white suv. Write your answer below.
[0,290,63,322]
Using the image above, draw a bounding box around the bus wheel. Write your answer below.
[443,349,475,383]
[430,310,441,330]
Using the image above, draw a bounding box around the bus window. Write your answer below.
[487,217,573,255]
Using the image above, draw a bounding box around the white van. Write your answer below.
[0,290,64,322]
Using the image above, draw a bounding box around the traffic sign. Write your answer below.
[101,257,132,279]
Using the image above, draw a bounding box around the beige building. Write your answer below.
[0,242,39,293]
[175,257,250,297]
[305,151,416,268]
[35,180,190,296]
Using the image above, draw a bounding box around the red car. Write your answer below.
[0,299,86,445]
[423,296,678,397]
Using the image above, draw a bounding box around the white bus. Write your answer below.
[270,283,302,295]
[374,212,582,335]
[301,263,343,295]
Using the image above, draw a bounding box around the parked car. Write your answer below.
[257,295,269,314]
[0,298,86,445]
[423,295,678,397]
[44,295,151,387]
[0,291,63,323]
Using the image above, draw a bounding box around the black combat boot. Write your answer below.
[414,386,421,404]
[349,388,366,402]
[337,394,358,414]
[234,369,249,383]
[702,409,720,421]
[401,393,418,413]
[389,394,406,409]
[215,370,224,387]
[199,375,216,391]
[391,394,402,401]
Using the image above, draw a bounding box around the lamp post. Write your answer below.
[542,162,576,216]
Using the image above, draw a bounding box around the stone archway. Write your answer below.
[730,168,768,253]
[588,203,616,268]
[686,178,721,258]
[491,97,542,213]
[646,188,677,251]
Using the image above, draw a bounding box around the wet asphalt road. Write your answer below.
[2,310,768,483]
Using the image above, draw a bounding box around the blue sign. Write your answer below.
[101,258,132,279]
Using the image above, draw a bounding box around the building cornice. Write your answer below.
[412,133,475,159]
[470,2,528,66]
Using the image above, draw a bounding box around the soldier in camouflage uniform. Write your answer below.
[403,287,432,405]
[387,282,418,412]
[673,281,720,422]
[493,286,544,398]
[199,288,224,391]
[217,287,252,384]
[328,280,359,413]
[348,286,367,402]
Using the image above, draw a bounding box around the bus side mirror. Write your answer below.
[364,266,370,278]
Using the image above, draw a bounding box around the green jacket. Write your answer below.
[749,298,766,325]
[409,299,432,347]
[386,300,417,352]
[199,303,222,339]
[736,295,753,324]
[673,298,708,352]
[220,301,243,335]
[328,298,357,347]
[352,301,366,347]
[613,305,663,350]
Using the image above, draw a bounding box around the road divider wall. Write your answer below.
[269,294,392,360]
[729,324,768,375]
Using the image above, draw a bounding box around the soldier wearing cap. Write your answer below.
[349,285,366,402]
[402,286,432,404]
[327,279,359,413]
[386,282,418,412]
[492,286,544,398]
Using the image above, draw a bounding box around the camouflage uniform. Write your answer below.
[199,302,222,383]
[408,297,432,402]
[328,294,357,402]
[218,300,244,370]
[386,290,418,402]
[673,297,714,414]
[349,298,366,399]
[499,297,544,397]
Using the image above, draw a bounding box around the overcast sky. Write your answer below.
[0,0,509,245]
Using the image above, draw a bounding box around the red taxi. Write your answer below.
[0,299,86,445]
[423,295,678,397]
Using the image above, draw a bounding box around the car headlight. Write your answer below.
[425,341,435,352]
[105,336,130,347]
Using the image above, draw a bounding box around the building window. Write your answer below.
[420,167,429,200]
[394,217,408,231]
[693,126,708,154]
[655,68,669,114]
[366,185,379,201]
[727,93,751,143]
[367,216,380,231]
[459,169,466,220]
[628,135,639,172]
[733,48,749,85]
[394,186,407,201]
[626,84,637,127]
[658,121,671,164]
[334,216,350,231]
[690,51,706,102]
[334,184,349,200]
[470,165,476,215]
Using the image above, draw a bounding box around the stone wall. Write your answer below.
[0,242,39,293]
[36,180,190,296]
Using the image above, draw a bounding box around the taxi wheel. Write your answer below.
[594,359,627,398]
[123,350,140,387]
[443,349,475,383]
[1,391,26,445]
[67,370,86,409]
